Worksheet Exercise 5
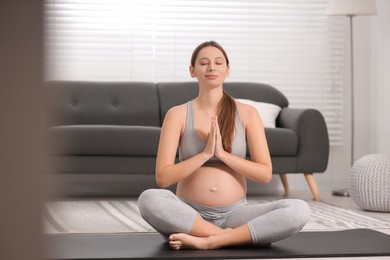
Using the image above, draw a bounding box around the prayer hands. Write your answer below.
[203,116,225,160]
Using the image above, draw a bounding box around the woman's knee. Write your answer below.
[138,189,173,217]
[285,199,311,229]
[137,189,196,235]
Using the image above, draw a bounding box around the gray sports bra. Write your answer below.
[178,100,247,165]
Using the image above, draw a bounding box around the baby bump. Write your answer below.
[176,165,247,206]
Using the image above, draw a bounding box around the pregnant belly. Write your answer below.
[176,165,247,206]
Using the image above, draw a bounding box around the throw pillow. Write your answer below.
[236,99,281,128]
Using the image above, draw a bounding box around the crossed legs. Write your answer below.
[138,189,310,250]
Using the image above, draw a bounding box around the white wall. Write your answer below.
[371,0,390,155]
[355,0,390,158]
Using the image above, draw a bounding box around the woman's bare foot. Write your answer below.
[167,225,274,250]
[169,233,213,250]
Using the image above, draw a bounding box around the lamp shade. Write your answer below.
[326,0,377,16]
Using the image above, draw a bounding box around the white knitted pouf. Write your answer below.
[349,154,390,212]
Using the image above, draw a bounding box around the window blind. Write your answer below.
[44,0,345,145]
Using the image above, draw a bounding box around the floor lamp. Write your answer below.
[326,0,377,197]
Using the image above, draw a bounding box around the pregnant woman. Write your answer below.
[138,41,310,250]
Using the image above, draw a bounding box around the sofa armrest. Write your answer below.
[277,108,329,173]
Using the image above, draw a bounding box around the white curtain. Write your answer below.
[44,0,345,145]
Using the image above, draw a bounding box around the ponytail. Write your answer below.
[218,91,236,153]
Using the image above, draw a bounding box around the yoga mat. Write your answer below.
[46,229,390,259]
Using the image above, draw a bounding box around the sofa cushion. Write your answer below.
[46,81,160,127]
[47,125,160,156]
[51,156,157,175]
[263,128,298,156]
[236,99,281,128]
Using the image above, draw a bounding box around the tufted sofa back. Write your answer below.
[46,81,160,127]
[46,81,289,127]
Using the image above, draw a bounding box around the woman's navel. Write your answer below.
[209,186,218,192]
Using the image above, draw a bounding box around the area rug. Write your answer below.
[43,198,390,233]
[46,229,390,259]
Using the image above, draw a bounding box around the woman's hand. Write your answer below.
[203,116,217,159]
[202,116,226,160]
[214,116,226,159]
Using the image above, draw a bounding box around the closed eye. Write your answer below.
[215,58,224,65]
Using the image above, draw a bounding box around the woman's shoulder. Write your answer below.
[164,103,188,124]
[166,103,187,116]
[235,99,260,128]
[235,99,258,117]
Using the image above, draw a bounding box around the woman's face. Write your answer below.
[190,46,230,87]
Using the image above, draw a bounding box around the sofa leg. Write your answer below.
[280,174,290,197]
[304,173,321,201]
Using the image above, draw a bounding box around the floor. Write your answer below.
[48,189,390,260]
[249,189,390,260]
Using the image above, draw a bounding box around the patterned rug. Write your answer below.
[43,198,390,234]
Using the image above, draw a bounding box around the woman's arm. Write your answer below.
[215,105,273,184]
[155,106,216,188]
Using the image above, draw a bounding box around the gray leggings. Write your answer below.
[138,189,310,244]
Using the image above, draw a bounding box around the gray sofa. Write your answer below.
[46,81,329,200]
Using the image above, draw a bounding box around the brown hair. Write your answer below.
[191,41,237,153]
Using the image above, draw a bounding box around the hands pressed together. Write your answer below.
[203,116,226,160]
